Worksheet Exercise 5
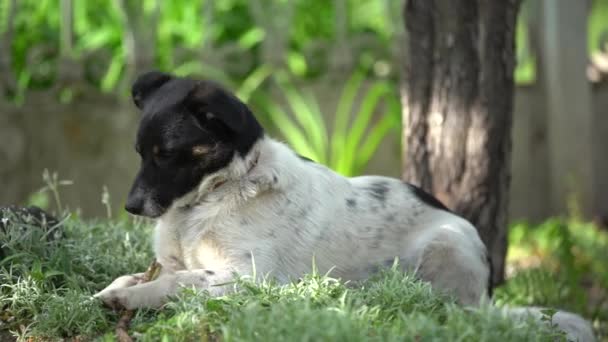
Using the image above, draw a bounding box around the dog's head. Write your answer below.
[125,71,263,218]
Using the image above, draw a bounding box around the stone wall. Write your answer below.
[1,83,607,222]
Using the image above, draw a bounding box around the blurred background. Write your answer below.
[0,0,607,222]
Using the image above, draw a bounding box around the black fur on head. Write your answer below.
[131,71,172,109]
[125,71,264,218]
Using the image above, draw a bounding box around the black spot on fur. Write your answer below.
[315,224,329,242]
[346,198,357,208]
[297,154,314,163]
[367,258,398,275]
[273,175,278,184]
[406,217,415,227]
[205,270,215,275]
[291,221,302,237]
[486,254,494,298]
[371,230,384,249]
[367,182,389,202]
[367,264,381,275]
[179,204,193,212]
[298,207,309,218]
[405,183,450,212]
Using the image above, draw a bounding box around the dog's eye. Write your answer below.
[152,145,175,162]
[157,150,174,159]
[151,145,168,156]
[157,151,172,159]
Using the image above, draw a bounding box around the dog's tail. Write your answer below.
[501,306,595,342]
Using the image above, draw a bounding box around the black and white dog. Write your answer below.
[95,71,594,341]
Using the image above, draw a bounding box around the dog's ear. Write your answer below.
[131,71,173,109]
[185,81,251,133]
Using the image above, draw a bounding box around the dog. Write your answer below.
[94,71,595,341]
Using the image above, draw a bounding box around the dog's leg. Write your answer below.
[94,273,145,295]
[415,232,489,306]
[94,268,238,310]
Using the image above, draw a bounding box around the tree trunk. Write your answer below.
[402,0,520,287]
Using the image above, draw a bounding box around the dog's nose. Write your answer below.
[125,199,143,215]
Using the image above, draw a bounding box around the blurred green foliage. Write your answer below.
[0,0,401,94]
[589,0,608,54]
[1,0,606,98]
[252,69,401,176]
[4,0,608,95]
[495,218,608,337]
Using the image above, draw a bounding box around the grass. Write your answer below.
[495,219,608,339]
[0,209,606,341]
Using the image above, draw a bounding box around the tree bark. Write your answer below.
[402,0,520,286]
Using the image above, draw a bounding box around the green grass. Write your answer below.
[1,211,605,341]
[495,219,608,339]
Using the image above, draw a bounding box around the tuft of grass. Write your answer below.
[495,218,608,339]
[0,213,602,341]
[132,271,563,342]
[0,214,152,338]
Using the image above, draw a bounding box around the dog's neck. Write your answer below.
[209,148,260,191]
[161,136,312,228]
[168,137,268,214]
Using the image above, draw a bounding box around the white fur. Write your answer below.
[95,136,595,341]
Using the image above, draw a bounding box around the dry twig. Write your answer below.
[115,259,162,342]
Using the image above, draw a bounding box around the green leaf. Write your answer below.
[340,81,394,173]
[275,72,327,163]
[77,29,117,52]
[355,110,399,175]
[44,270,66,279]
[287,51,308,77]
[237,64,274,103]
[331,72,365,167]
[100,51,124,92]
[254,92,318,161]
[0,252,32,267]
[173,61,231,85]
[238,27,265,49]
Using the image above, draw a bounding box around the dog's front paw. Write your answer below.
[94,288,130,310]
